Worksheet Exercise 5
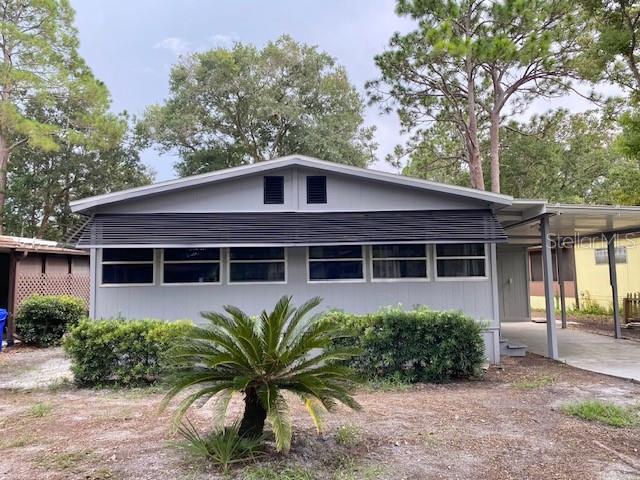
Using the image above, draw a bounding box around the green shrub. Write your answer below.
[325,307,485,383]
[16,295,87,346]
[63,318,191,387]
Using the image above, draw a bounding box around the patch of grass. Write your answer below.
[362,373,412,392]
[562,400,640,428]
[35,449,94,472]
[332,457,385,480]
[175,420,264,473]
[0,433,37,449]
[242,465,314,480]
[47,377,75,392]
[27,402,53,417]
[513,375,554,390]
[335,424,362,447]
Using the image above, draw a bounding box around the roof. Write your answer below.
[0,235,87,255]
[74,210,507,248]
[499,203,640,243]
[70,155,513,213]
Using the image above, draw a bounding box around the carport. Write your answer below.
[497,201,640,361]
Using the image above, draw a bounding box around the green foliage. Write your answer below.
[242,466,314,480]
[572,292,612,316]
[138,35,376,176]
[16,295,87,347]
[562,400,640,427]
[335,424,362,447]
[371,0,583,192]
[175,420,263,473]
[578,0,640,95]
[26,402,53,418]
[63,318,191,387]
[325,307,485,383]
[162,296,361,453]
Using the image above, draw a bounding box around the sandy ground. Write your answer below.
[0,346,71,389]
[0,349,639,480]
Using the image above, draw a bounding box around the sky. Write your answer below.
[71,0,601,182]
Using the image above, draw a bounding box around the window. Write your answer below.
[308,245,363,281]
[162,248,220,284]
[436,244,486,279]
[371,244,428,280]
[306,176,327,204]
[595,246,627,265]
[229,247,286,283]
[102,248,154,285]
[264,176,284,204]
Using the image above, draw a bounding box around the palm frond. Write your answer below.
[303,397,325,433]
[260,384,292,452]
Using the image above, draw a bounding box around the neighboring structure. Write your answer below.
[529,246,578,311]
[70,155,640,363]
[0,236,89,345]
[528,235,640,311]
[573,235,640,309]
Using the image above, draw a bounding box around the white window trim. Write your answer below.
[161,248,222,286]
[306,246,366,283]
[100,248,156,287]
[227,247,288,285]
[369,244,430,283]
[434,244,489,282]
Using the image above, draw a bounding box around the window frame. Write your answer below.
[434,243,489,281]
[306,245,366,283]
[369,244,430,283]
[227,247,288,285]
[100,248,156,287]
[594,246,627,265]
[161,248,222,286]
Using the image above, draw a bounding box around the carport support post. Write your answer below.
[541,216,559,359]
[556,239,567,329]
[605,232,622,339]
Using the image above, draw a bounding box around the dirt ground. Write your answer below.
[1,349,639,480]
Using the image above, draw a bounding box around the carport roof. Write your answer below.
[498,201,640,244]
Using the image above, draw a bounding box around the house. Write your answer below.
[0,235,89,345]
[528,245,578,311]
[70,156,640,363]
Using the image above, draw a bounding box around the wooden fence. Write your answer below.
[15,273,90,312]
[623,293,640,323]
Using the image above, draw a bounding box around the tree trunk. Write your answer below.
[489,109,500,194]
[238,387,267,438]
[465,65,485,191]
[0,133,9,234]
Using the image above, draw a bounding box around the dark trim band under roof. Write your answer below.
[74,210,507,247]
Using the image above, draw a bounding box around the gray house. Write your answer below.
[70,155,640,363]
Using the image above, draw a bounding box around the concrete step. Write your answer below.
[500,338,527,357]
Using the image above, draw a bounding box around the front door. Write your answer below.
[497,246,531,322]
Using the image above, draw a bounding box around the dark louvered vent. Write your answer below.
[306,176,326,204]
[263,176,284,204]
[75,210,508,247]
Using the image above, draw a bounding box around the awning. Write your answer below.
[73,210,507,248]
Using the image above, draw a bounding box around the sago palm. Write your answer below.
[162,295,361,452]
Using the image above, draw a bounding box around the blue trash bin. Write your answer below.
[0,308,8,352]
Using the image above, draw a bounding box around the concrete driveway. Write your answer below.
[501,321,640,382]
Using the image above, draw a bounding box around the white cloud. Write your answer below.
[209,34,237,48]
[154,37,191,56]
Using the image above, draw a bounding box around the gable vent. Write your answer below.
[306,176,327,204]
[264,176,284,204]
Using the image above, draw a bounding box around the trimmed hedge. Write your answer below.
[63,319,192,387]
[325,307,485,383]
[16,295,87,347]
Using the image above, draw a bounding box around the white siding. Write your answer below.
[92,245,501,362]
